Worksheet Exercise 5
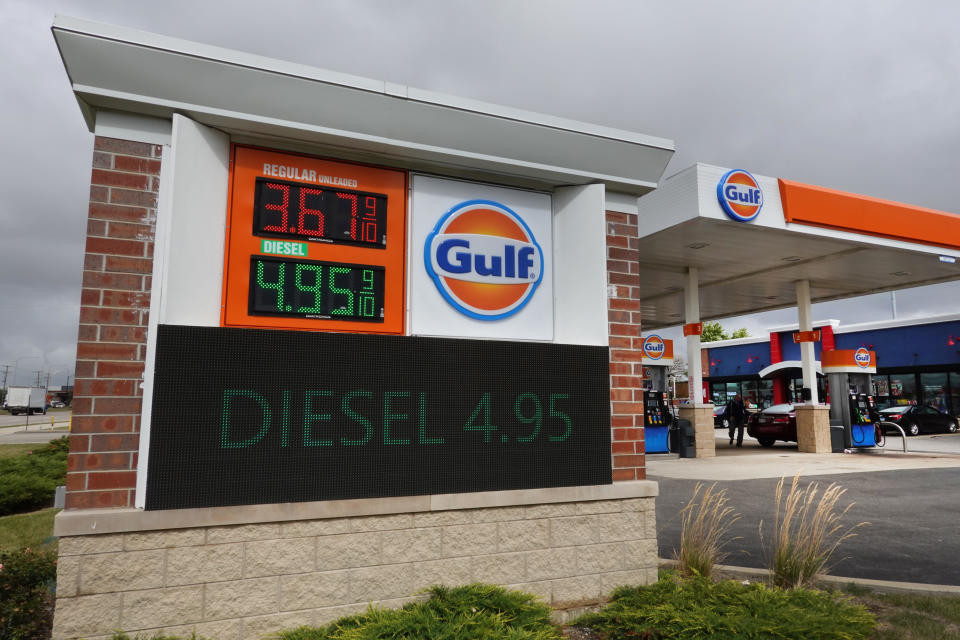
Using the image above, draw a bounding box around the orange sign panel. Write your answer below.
[821,349,876,372]
[222,146,407,333]
[793,330,821,343]
[683,322,703,336]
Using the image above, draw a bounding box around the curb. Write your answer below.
[659,559,960,595]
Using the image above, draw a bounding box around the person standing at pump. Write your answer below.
[726,394,746,447]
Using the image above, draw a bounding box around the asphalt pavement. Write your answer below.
[650,432,960,587]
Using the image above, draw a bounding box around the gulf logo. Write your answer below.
[425,199,544,320]
[717,169,764,222]
[643,334,665,360]
[854,347,871,369]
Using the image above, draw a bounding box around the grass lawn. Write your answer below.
[0,507,58,553]
[0,442,43,459]
[839,584,960,640]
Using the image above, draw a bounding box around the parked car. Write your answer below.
[878,405,959,436]
[746,403,797,447]
[50,400,66,408]
[713,404,729,429]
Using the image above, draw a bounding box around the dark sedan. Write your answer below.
[746,403,797,447]
[878,405,959,436]
[713,404,729,429]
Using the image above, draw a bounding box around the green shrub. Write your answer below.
[0,437,68,517]
[673,482,740,579]
[274,583,560,640]
[574,571,875,640]
[0,546,57,640]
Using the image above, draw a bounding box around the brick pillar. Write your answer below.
[606,210,645,481]
[67,137,161,509]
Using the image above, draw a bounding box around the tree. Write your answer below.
[700,321,750,342]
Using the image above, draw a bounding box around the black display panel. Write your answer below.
[250,256,384,321]
[146,326,612,510]
[253,177,387,247]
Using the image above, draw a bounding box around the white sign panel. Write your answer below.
[410,175,553,340]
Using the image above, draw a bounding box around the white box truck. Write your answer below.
[4,386,47,415]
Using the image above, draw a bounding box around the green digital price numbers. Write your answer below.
[464,393,572,443]
[249,256,385,321]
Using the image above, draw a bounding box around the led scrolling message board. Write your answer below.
[222,146,406,333]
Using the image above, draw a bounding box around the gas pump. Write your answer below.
[640,334,675,453]
[823,349,878,449]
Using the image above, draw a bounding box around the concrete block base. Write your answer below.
[678,404,715,458]
[795,405,831,453]
[53,484,659,640]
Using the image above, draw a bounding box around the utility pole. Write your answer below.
[1,365,8,390]
[44,372,51,389]
[34,370,42,387]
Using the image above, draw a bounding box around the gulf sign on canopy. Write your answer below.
[641,335,674,366]
[821,349,876,374]
[717,169,764,222]
[410,175,554,341]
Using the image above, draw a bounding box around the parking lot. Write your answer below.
[649,433,960,586]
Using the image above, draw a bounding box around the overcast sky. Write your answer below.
[2,0,959,385]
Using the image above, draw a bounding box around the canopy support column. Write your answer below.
[794,279,831,452]
[678,267,715,457]
[796,279,818,404]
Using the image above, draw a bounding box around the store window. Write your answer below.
[741,380,759,408]
[710,383,726,405]
[889,374,917,405]
[949,373,960,417]
[758,379,773,409]
[920,373,948,412]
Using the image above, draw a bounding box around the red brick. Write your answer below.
[69,415,134,433]
[87,219,107,237]
[70,398,93,415]
[105,255,153,274]
[608,310,631,323]
[97,361,145,378]
[90,185,109,203]
[101,290,148,308]
[100,325,147,343]
[82,271,144,291]
[612,376,642,389]
[628,237,641,250]
[86,237,147,257]
[92,151,112,169]
[611,415,634,428]
[610,388,633,402]
[91,169,150,191]
[75,361,96,377]
[89,434,140,452]
[636,468,646,480]
[610,350,643,363]
[612,401,645,415]
[607,235,629,248]
[110,188,157,208]
[80,289,100,306]
[609,323,641,337]
[612,468,637,482]
[613,428,642,441]
[113,155,162,174]
[613,454,645,468]
[605,211,628,224]
[68,452,130,472]
[74,379,136,397]
[608,222,637,235]
[93,397,142,415]
[87,471,137,490]
[89,202,152,224]
[79,306,141,325]
[611,441,635,455]
[66,472,87,491]
[84,254,104,271]
[606,259,629,273]
[95,137,157,157]
[107,221,154,240]
[630,312,643,324]
[609,272,638,286]
[609,363,631,376]
[608,337,632,349]
[608,247,639,262]
[65,489,131,509]
[77,324,98,341]
[68,435,90,453]
[76,342,138,360]
[609,298,641,311]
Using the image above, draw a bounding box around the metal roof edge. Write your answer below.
[833,312,960,335]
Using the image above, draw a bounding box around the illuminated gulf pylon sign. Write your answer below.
[642,334,665,360]
[425,199,544,320]
[854,347,872,369]
[717,169,764,222]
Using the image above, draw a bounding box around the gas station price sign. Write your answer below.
[223,146,406,333]
[250,256,384,321]
[253,177,387,247]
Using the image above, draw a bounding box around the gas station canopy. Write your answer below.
[636,164,960,329]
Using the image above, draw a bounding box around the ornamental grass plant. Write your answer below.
[762,474,868,589]
[673,482,740,579]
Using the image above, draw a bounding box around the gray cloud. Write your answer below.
[2,0,958,384]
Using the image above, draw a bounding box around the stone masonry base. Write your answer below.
[678,404,715,458]
[53,489,657,639]
[795,404,831,453]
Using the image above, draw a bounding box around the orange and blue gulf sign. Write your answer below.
[641,335,674,365]
[821,349,876,374]
[425,199,544,320]
[717,169,763,222]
